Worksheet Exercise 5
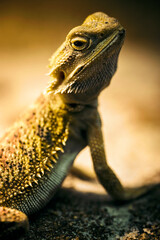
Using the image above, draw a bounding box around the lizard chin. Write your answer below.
[57,48,123,104]
[46,27,125,105]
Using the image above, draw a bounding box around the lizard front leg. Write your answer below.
[88,115,154,201]
[0,207,29,240]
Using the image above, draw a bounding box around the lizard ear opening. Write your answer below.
[45,70,66,95]
[57,71,65,84]
[48,67,65,84]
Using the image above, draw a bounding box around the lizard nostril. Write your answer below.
[119,29,125,37]
[113,19,118,23]
[105,21,108,24]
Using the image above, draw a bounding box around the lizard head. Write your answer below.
[46,12,125,104]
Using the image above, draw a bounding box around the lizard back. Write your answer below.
[0,94,70,212]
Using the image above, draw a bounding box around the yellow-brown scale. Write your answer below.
[0,93,70,208]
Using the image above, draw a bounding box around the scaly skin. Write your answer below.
[0,12,153,239]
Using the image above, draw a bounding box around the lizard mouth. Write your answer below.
[71,28,125,78]
[52,27,125,95]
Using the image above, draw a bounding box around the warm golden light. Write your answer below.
[0,1,159,191]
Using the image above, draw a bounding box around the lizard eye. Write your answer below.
[71,37,90,50]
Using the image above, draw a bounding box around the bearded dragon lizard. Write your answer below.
[0,12,153,239]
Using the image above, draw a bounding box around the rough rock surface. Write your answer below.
[24,183,160,240]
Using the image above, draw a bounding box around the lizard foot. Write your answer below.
[0,206,29,240]
[119,183,159,202]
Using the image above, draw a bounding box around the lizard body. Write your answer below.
[0,12,153,239]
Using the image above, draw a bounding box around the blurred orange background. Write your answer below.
[0,0,159,192]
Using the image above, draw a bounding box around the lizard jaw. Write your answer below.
[53,27,125,98]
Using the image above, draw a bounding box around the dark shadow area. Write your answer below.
[25,186,160,240]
